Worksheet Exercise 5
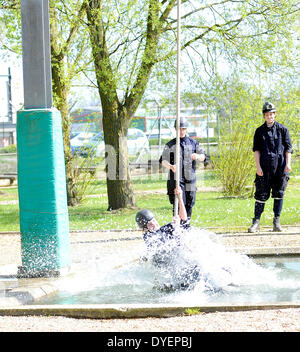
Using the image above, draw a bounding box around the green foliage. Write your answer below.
[213,127,256,196]
[1,0,299,209]
[210,72,299,197]
[210,76,262,196]
[1,172,300,232]
[0,144,17,153]
[268,85,300,151]
[185,308,201,316]
[0,1,22,56]
[66,154,103,205]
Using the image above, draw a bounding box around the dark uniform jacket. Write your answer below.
[253,121,293,175]
[143,221,190,267]
[143,222,206,290]
[159,136,205,193]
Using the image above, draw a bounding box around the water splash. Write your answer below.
[40,227,300,305]
[140,227,279,295]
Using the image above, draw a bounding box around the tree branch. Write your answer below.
[124,0,166,115]
[0,0,18,10]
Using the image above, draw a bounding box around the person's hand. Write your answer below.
[256,167,263,176]
[174,186,182,195]
[191,153,205,161]
[285,163,292,173]
[174,186,183,199]
[170,164,176,173]
[172,215,180,225]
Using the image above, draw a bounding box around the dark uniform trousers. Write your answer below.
[254,171,290,202]
[160,136,205,219]
[168,180,196,219]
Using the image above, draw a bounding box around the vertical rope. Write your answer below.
[174,0,181,216]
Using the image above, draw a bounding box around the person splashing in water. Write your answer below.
[135,187,212,291]
[136,187,189,264]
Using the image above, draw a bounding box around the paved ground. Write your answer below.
[1,226,300,332]
[1,308,300,332]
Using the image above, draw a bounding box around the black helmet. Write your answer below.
[174,117,188,129]
[262,102,276,114]
[136,209,155,229]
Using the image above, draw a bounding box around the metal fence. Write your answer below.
[0,140,298,178]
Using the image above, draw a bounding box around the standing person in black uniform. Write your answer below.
[159,118,206,221]
[248,102,293,233]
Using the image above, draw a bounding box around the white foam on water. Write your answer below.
[47,227,300,305]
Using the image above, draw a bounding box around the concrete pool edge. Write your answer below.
[1,302,300,319]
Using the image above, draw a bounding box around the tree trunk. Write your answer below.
[50,3,87,207]
[102,104,136,210]
[86,2,138,210]
[85,0,164,210]
[51,55,78,206]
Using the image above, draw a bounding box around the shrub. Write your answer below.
[0,144,17,153]
[212,126,256,197]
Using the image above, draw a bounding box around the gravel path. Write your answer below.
[1,308,300,332]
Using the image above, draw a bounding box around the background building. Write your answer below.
[0,68,16,147]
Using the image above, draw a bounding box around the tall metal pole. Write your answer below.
[7,68,12,123]
[174,0,181,216]
[158,105,162,156]
[21,0,52,109]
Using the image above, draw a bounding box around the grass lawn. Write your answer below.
[0,166,299,232]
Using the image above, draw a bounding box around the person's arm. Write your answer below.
[161,159,176,173]
[285,152,292,173]
[191,143,206,161]
[254,150,263,176]
[283,127,293,173]
[160,143,176,173]
[252,128,263,176]
[173,187,187,223]
[191,153,205,161]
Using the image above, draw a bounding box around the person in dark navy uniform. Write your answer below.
[159,118,206,221]
[136,187,232,291]
[135,187,203,290]
[136,187,190,267]
[248,102,293,233]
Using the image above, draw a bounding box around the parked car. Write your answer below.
[79,128,150,157]
[126,128,150,155]
[78,132,104,157]
[70,132,96,155]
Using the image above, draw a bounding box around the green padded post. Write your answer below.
[17,108,71,277]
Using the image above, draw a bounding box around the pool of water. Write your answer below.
[36,257,300,306]
[34,228,300,306]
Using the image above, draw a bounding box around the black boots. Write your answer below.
[273,216,282,232]
[248,218,260,233]
[248,217,283,233]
